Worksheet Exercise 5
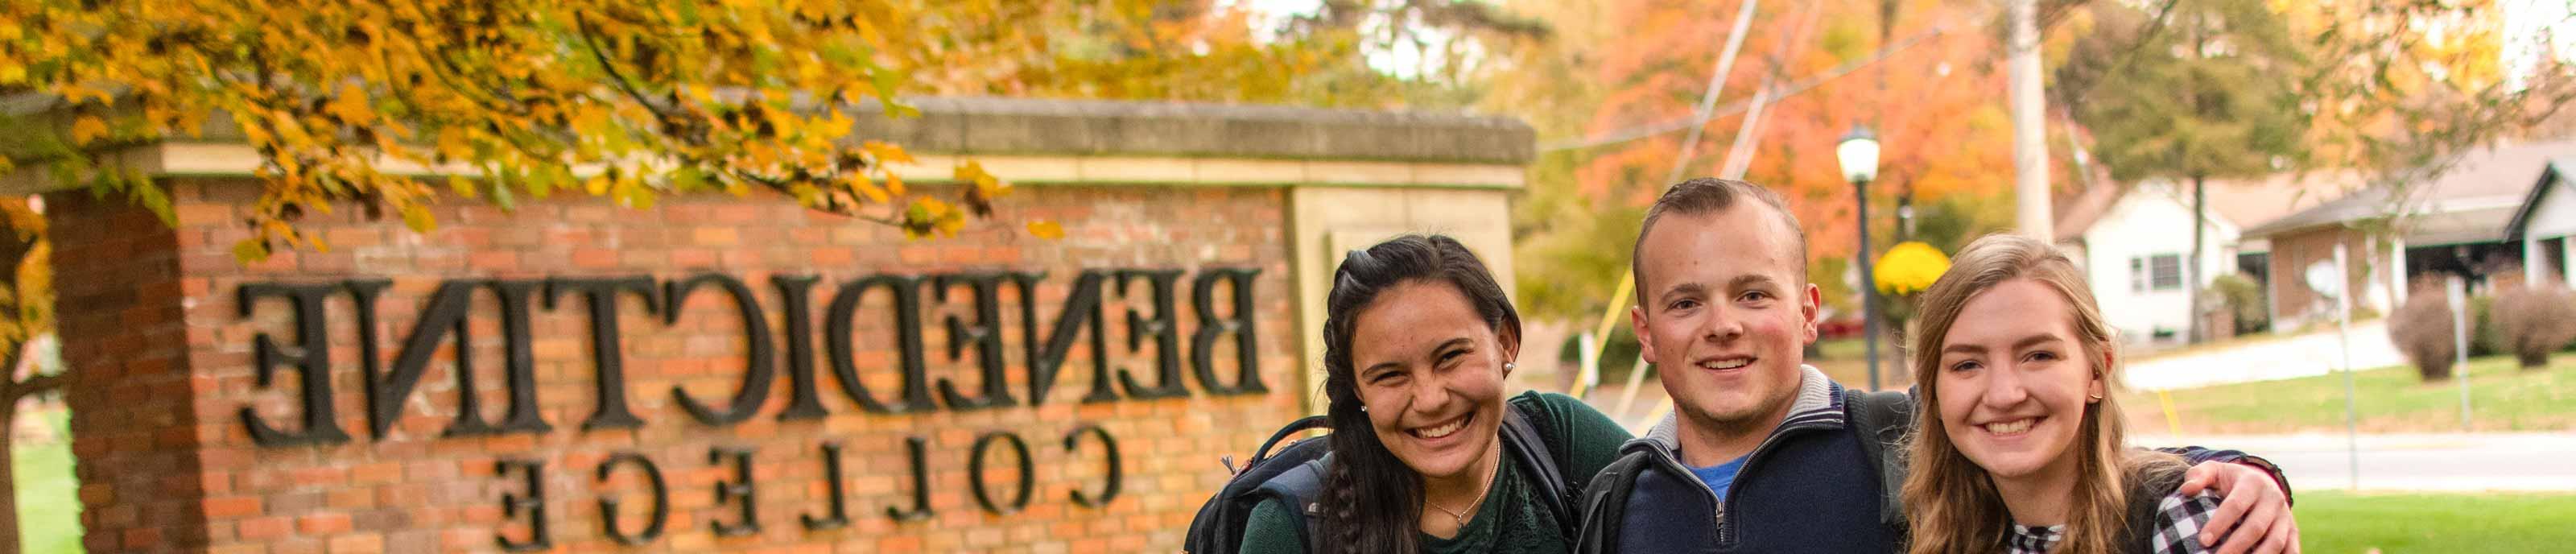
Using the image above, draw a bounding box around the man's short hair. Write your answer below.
[1630,178,1808,305]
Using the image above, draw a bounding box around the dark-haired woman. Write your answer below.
[1238,234,1634,554]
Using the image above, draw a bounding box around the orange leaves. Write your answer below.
[955,159,1008,216]
[68,116,108,146]
[1025,220,1065,240]
[898,196,966,239]
[1572,0,2017,262]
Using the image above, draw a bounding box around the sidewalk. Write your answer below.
[2132,432,2576,492]
[2123,320,2406,391]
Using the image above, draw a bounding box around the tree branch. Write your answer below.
[6,371,59,404]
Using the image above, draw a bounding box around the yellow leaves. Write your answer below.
[1026,220,1065,240]
[68,116,109,146]
[843,172,889,204]
[899,196,966,239]
[56,84,112,105]
[861,140,914,164]
[325,84,378,126]
[956,159,1009,216]
[1874,242,1953,296]
[232,239,270,264]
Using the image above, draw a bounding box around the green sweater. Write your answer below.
[1237,391,1634,554]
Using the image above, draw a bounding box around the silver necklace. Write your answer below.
[1426,449,1501,526]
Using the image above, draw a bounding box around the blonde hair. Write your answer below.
[1899,234,2182,554]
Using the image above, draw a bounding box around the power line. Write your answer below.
[1660,0,1763,185]
[1538,20,1962,153]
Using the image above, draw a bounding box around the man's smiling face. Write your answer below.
[1631,204,1820,435]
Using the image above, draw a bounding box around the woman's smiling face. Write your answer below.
[1934,278,2104,482]
[1348,280,1515,481]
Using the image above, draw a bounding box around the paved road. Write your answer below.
[2123,320,2406,391]
[2132,432,2576,492]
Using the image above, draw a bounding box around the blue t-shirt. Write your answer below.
[1690,456,1750,499]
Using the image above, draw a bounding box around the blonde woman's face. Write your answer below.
[1932,279,2105,482]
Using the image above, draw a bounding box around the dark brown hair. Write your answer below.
[1316,234,1521,554]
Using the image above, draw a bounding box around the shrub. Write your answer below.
[2387,288,2463,381]
[2211,273,2268,334]
[2490,285,2576,370]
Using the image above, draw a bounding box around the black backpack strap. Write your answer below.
[1844,389,1915,534]
[1572,451,1651,554]
[1250,416,1331,469]
[1253,454,1333,554]
[1501,401,1575,535]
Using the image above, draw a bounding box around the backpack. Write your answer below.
[1572,388,1914,553]
[1183,400,1573,554]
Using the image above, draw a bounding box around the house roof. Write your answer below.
[2242,139,2576,238]
[2051,173,2339,243]
[2206,172,2349,230]
[2504,158,2576,242]
[2051,180,2126,243]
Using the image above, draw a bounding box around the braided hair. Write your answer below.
[1315,234,1522,554]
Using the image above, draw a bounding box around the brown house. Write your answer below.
[2240,139,2576,329]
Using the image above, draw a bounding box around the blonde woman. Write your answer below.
[1900,234,2294,554]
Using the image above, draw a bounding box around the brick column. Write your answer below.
[53,187,212,553]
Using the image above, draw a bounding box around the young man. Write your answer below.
[1573,179,2299,554]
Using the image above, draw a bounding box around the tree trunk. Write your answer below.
[2189,176,2207,344]
[0,402,19,553]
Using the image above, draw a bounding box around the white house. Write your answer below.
[2055,180,2250,345]
[2502,156,2576,283]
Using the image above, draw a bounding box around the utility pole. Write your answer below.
[2008,0,2051,238]
[1882,0,1913,244]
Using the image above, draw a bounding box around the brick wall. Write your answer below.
[2266,226,2376,327]
[58,178,1306,553]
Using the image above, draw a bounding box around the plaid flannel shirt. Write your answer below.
[1998,490,2223,554]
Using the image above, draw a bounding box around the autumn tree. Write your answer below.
[1534,0,2017,322]
[2054,0,2309,343]
[2293,0,2575,238]
[0,0,1406,547]
[0,196,47,548]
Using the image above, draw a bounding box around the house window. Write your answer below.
[2149,254,2184,291]
[2131,258,2147,293]
[2132,254,2184,292]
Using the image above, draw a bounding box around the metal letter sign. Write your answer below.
[232,268,1260,544]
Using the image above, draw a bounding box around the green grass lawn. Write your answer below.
[2124,354,2576,434]
[14,406,79,554]
[2298,491,2576,553]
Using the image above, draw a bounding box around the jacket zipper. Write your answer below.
[1626,414,1840,548]
[1711,419,1834,546]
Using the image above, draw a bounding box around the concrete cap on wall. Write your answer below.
[846,97,1534,164]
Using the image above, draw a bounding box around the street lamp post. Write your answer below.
[1838,126,1882,391]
